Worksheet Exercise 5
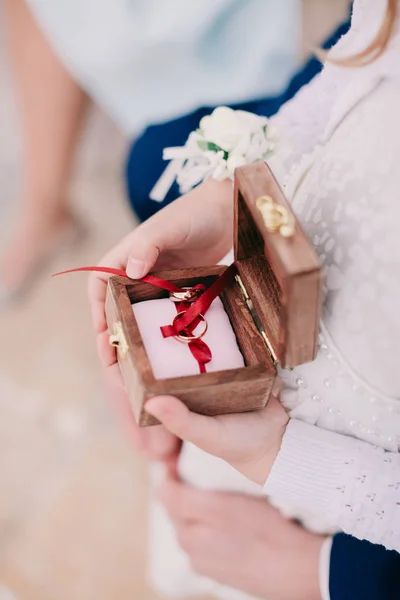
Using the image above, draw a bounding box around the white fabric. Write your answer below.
[132,297,244,379]
[265,417,400,551]
[150,108,286,202]
[267,75,400,550]
[149,1,400,597]
[26,0,299,135]
[147,463,214,598]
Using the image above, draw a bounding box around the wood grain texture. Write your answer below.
[219,276,272,368]
[105,278,149,423]
[105,162,322,426]
[233,162,323,367]
[106,268,276,427]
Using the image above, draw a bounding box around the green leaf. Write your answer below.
[197,140,229,160]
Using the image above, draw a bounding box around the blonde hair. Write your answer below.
[329,0,398,67]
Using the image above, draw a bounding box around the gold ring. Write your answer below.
[169,287,202,303]
[172,311,208,343]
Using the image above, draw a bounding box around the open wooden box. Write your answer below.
[106,162,322,426]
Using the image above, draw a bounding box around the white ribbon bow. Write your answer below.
[150,106,283,202]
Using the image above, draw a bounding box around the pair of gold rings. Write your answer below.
[169,287,208,343]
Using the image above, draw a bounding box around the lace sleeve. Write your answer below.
[265,420,400,552]
[265,80,400,552]
[302,79,400,398]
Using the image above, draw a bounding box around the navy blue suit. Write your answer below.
[330,534,400,599]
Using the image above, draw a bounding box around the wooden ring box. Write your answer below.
[106,162,322,426]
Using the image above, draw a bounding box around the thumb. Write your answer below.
[125,223,162,279]
[125,212,183,279]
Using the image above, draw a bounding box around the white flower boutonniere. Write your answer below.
[150,106,282,202]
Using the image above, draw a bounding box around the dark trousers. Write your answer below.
[330,534,400,600]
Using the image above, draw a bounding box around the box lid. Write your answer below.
[233,162,322,369]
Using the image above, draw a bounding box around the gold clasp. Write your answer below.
[109,321,129,358]
[255,195,294,238]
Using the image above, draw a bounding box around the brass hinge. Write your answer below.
[235,275,279,366]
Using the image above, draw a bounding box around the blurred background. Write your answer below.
[0,2,348,599]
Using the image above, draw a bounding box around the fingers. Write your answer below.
[165,453,181,481]
[88,244,130,333]
[141,427,181,462]
[160,478,280,530]
[87,228,157,333]
[103,367,180,461]
[87,225,154,334]
[102,364,141,447]
[125,225,161,279]
[145,396,223,457]
[159,477,223,523]
[88,213,187,333]
[172,521,215,574]
[125,214,186,279]
[97,330,117,368]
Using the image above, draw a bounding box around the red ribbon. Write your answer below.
[53,266,184,294]
[171,288,211,374]
[53,264,237,374]
[160,264,237,337]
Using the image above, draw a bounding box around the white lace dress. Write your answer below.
[148,1,400,598]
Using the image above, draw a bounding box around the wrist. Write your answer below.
[250,526,325,600]
[252,420,288,485]
[294,533,325,600]
[237,408,289,486]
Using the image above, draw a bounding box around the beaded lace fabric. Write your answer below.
[275,0,400,451]
[269,0,400,549]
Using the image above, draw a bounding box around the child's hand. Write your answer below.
[145,394,289,485]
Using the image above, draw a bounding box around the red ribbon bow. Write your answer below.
[53,264,237,374]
